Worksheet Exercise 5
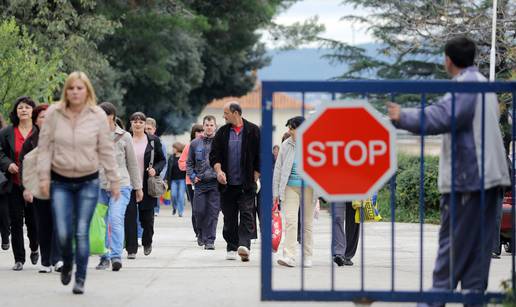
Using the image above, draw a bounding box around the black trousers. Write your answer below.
[33,198,60,266]
[221,185,256,251]
[186,184,198,237]
[345,204,360,260]
[0,194,10,244]
[8,185,38,263]
[125,192,155,254]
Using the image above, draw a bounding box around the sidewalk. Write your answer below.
[0,204,510,307]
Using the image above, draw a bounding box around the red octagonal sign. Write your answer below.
[297,101,397,202]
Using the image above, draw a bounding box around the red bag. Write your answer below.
[272,199,282,253]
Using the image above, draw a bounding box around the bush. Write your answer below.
[377,153,441,224]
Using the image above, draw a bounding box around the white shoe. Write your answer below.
[54,261,63,272]
[277,257,296,267]
[237,246,250,262]
[38,265,52,273]
[226,251,237,260]
[303,257,313,268]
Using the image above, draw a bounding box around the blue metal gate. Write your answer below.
[259,80,516,304]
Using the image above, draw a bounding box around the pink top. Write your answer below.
[178,143,192,185]
[132,136,148,184]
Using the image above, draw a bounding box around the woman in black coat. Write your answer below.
[0,96,38,270]
[124,112,165,259]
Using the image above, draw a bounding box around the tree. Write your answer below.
[0,0,122,104]
[0,18,64,116]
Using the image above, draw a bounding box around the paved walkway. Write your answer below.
[0,204,511,306]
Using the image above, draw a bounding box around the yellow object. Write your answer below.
[353,197,382,223]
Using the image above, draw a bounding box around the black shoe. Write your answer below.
[12,262,23,271]
[492,252,501,259]
[204,243,215,250]
[197,238,204,247]
[127,253,136,259]
[72,279,85,294]
[61,265,72,285]
[144,245,152,256]
[343,258,354,266]
[112,259,122,271]
[95,258,110,270]
[30,251,39,265]
[333,255,345,267]
[172,208,177,215]
[1,243,9,250]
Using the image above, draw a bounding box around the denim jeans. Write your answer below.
[99,187,132,261]
[51,178,99,281]
[171,180,186,216]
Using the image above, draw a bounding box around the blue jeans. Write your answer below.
[171,180,186,216]
[51,178,100,281]
[99,187,132,261]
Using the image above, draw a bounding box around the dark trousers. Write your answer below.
[331,203,359,259]
[186,184,198,237]
[125,192,155,254]
[426,187,500,307]
[33,198,61,266]
[221,185,256,251]
[345,204,360,260]
[193,184,220,244]
[0,194,10,244]
[8,185,38,263]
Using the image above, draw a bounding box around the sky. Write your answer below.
[263,0,374,48]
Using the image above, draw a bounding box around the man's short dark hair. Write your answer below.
[99,102,117,118]
[229,103,242,115]
[444,36,476,68]
[203,115,216,124]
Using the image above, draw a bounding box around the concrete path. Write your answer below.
[0,204,510,307]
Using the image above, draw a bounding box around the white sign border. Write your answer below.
[296,100,397,202]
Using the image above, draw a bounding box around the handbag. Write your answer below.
[353,194,382,223]
[147,140,168,198]
[272,199,282,253]
[22,147,49,200]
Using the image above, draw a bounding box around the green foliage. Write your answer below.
[0,18,65,116]
[377,153,441,224]
[502,278,516,306]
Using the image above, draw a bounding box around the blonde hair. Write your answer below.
[60,71,97,107]
[146,117,157,128]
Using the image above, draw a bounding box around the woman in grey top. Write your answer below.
[96,102,143,272]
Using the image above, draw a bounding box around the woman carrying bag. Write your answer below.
[124,112,166,259]
[37,71,120,294]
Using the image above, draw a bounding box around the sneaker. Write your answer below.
[303,257,313,268]
[226,251,237,260]
[492,252,501,259]
[112,259,122,271]
[197,237,204,247]
[96,258,110,270]
[144,245,152,256]
[333,255,345,267]
[72,279,85,295]
[61,264,72,285]
[127,253,136,259]
[237,246,250,262]
[38,265,52,273]
[12,262,23,271]
[277,257,296,267]
[54,261,63,272]
[343,258,354,266]
[204,243,215,250]
[30,251,39,265]
[138,238,142,247]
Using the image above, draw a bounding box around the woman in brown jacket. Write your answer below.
[37,71,120,294]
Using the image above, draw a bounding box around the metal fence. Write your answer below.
[259,80,516,304]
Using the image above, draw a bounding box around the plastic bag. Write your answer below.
[89,203,108,255]
[272,199,282,253]
[353,194,381,223]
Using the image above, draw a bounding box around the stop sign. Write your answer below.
[297,101,397,202]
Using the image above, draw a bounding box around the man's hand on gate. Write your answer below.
[386,102,401,122]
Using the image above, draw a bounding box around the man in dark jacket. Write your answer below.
[210,101,260,262]
[187,115,219,250]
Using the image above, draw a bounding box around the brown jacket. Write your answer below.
[37,102,120,189]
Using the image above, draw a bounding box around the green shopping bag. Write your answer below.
[89,203,108,255]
